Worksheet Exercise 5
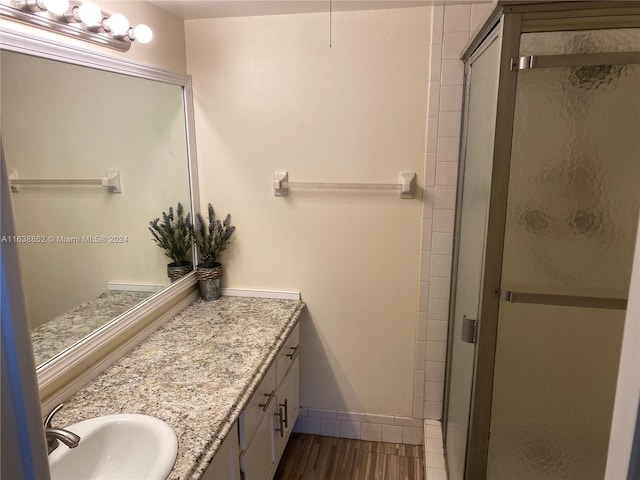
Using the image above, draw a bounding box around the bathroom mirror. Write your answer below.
[0,30,199,374]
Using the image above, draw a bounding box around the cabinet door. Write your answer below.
[201,425,241,480]
[275,356,300,462]
[240,401,276,480]
[239,362,277,451]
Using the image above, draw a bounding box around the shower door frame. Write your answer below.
[442,2,640,479]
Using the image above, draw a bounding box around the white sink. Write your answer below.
[48,414,178,480]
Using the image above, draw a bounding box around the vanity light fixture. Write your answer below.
[40,0,69,15]
[1,0,153,52]
[75,1,101,27]
[103,12,129,36]
[132,23,152,44]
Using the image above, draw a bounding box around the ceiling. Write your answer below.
[147,0,450,20]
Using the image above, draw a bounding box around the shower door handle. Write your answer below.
[461,316,477,344]
[498,289,627,310]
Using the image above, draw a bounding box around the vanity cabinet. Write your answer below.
[239,323,300,480]
[201,425,241,480]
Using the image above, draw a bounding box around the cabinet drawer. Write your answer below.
[276,323,300,385]
[239,362,277,451]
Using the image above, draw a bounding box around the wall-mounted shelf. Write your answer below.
[9,169,122,193]
[273,171,416,199]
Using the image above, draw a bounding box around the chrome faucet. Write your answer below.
[44,404,81,454]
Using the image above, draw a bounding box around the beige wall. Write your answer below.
[0,0,186,73]
[186,8,431,417]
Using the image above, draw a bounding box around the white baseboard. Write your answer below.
[221,287,301,301]
[293,407,424,445]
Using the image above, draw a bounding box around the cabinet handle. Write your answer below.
[274,411,284,437]
[285,345,299,361]
[258,390,275,412]
[279,399,288,429]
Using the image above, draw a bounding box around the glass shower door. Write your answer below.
[444,32,501,480]
[487,30,640,479]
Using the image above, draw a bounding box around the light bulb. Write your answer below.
[77,1,102,27]
[133,24,152,44]
[106,13,129,36]
[42,0,69,15]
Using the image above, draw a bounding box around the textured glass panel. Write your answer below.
[445,37,501,480]
[487,28,640,480]
[520,29,640,56]
[488,303,625,480]
[500,63,640,298]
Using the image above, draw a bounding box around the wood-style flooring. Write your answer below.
[274,433,425,480]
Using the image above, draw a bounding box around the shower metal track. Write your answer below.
[499,289,628,310]
[511,51,640,70]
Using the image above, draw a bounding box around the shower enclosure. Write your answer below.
[443,2,640,479]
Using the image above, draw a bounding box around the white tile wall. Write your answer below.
[471,2,496,34]
[427,298,449,320]
[429,277,451,300]
[403,426,424,445]
[442,32,470,59]
[429,44,443,81]
[432,209,455,233]
[340,420,361,439]
[337,411,365,422]
[437,111,462,137]
[299,415,321,434]
[308,407,337,419]
[427,321,449,342]
[429,82,442,116]
[424,420,448,479]
[365,413,397,425]
[437,137,460,163]
[416,2,495,424]
[425,153,438,187]
[426,382,444,402]
[430,255,452,277]
[426,361,446,383]
[441,60,464,86]
[439,85,464,112]
[320,418,341,437]
[426,341,447,361]
[433,185,457,209]
[435,162,459,186]
[443,4,471,33]
[417,313,428,342]
[361,422,382,441]
[382,424,404,443]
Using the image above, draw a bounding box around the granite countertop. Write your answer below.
[55,296,305,479]
[31,290,154,366]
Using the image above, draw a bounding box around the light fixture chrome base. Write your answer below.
[1,2,131,52]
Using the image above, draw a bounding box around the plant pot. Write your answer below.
[167,261,193,282]
[196,263,222,301]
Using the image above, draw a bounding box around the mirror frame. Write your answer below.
[0,27,201,409]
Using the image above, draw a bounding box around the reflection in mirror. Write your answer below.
[1,50,193,369]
